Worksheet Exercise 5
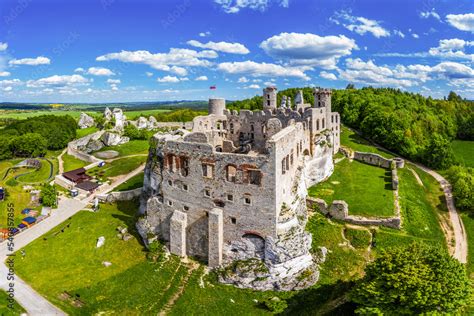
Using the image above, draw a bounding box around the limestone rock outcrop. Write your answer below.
[101,131,129,146]
[78,112,95,129]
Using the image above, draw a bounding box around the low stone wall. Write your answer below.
[54,174,76,190]
[98,187,143,203]
[307,197,401,229]
[340,147,405,169]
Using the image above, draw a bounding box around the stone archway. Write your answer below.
[241,233,265,259]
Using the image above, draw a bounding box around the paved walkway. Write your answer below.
[0,165,145,315]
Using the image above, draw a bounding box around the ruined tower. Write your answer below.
[208,98,226,116]
[263,86,277,110]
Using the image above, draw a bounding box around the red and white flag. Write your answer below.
[210,85,216,90]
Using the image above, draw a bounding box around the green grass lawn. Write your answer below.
[344,228,371,249]
[16,159,54,183]
[0,290,26,315]
[62,154,88,172]
[13,200,277,315]
[0,109,169,121]
[87,156,146,181]
[340,126,395,158]
[95,140,150,157]
[123,109,170,120]
[451,140,474,168]
[114,172,144,191]
[308,159,395,217]
[76,127,99,139]
[0,110,99,120]
[373,165,446,250]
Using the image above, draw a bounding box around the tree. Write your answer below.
[9,133,47,157]
[40,184,57,208]
[423,134,456,169]
[351,243,472,315]
[447,166,474,212]
[346,83,355,89]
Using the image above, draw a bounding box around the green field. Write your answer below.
[451,140,474,168]
[15,159,54,184]
[95,140,150,158]
[87,156,146,181]
[76,127,99,138]
[0,109,170,121]
[0,290,26,315]
[340,126,395,158]
[114,172,144,191]
[308,159,395,217]
[62,154,88,172]
[13,200,277,315]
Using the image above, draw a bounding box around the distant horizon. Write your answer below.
[1,0,473,103]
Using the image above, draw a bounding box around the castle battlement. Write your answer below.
[138,86,341,291]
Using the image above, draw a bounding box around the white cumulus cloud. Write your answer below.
[218,60,310,80]
[107,79,121,84]
[332,11,390,38]
[0,71,10,77]
[420,9,441,21]
[195,75,208,81]
[260,32,357,69]
[187,40,249,54]
[26,74,90,88]
[87,67,115,76]
[96,48,216,75]
[9,56,51,66]
[214,0,289,14]
[0,42,8,52]
[320,71,337,80]
[157,75,190,83]
[446,13,474,33]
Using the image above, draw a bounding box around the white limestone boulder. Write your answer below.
[78,112,95,129]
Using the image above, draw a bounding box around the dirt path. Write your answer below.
[57,148,67,174]
[412,163,467,263]
[407,167,424,187]
[105,153,148,163]
[159,262,199,316]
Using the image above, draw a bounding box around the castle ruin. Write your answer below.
[138,87,341,290]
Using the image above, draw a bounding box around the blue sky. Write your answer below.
[0,0,473,103]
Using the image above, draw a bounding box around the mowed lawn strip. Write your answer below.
[95,140,150,157]
[114,172,144,191]
[62,154,89,172]
[308,159,394,217]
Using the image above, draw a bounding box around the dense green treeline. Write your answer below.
[0,115,77,159]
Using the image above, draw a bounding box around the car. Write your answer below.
[18,223,27,229]
[21,208,30,214]
[9,228,19,235]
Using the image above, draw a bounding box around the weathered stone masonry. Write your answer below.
[137,87,341,290]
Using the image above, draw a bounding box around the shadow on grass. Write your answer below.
[282,280,356,315]
[111,198,147,250]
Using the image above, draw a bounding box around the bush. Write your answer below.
[263,297,288,314]
[446,165,474,213]
[351,243,472,315]
[40,184,57,208]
